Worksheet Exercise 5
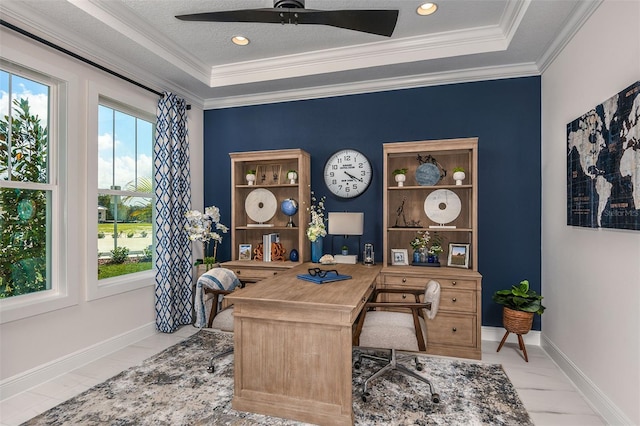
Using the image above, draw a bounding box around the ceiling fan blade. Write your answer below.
[299,10,399,37]
[176,8,398,37]
[176,9,285,25]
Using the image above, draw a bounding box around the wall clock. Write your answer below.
[323,149,372,199]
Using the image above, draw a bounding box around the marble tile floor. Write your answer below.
[1,328,606,426]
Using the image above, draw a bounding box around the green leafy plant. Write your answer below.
[452,166,465,173]
[110,246,130,264]
[492,280,546,315]
[247,169,256,174]
[98,231,105,239]
[392,168,408,175]
[126,231,135,238]
[288,169,297,174]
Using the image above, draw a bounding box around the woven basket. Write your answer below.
[502,307,534,335]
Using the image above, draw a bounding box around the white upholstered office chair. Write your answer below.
[194,267,241,373]
[353,280,441,403]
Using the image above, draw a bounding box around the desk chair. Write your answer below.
[353,282,440,404]
[195,268,241,373]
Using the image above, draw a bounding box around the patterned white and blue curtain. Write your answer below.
[154,92,192,333]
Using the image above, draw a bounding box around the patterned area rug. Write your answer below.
[23,330,532,425]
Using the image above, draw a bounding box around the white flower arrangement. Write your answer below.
[184,205,228,268]
[306,192,327,242]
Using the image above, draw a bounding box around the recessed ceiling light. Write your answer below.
[417,3,438,16]
[232,36,250,46]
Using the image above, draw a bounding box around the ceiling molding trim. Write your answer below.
[536,0,603,73]
[499,0,531,46]
[208,25,510,87]
[204,62,540,110]
[0,6,205,109]
[67,0,210,85]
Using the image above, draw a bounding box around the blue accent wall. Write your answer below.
[203,77,542,329]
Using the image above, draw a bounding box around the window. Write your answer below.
[97,101,154,280]
[0,68,52,299]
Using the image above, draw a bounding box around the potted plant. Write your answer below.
[246,169,256,185]
[287,169,298,184]
[492,279,545,334]
[392,168,408,187]
[341,245,349,255]
[452,167,466,185]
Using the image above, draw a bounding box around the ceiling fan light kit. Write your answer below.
[175,0,399,37]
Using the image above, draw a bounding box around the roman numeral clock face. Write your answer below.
[323,149,373,199]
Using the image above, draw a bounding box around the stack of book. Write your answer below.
[262,233,279,262]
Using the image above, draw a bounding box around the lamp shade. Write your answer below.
[328,212,364,236]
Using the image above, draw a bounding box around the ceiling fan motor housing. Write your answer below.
[274,0,304,8]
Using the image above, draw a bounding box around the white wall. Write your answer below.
[541,1,640,424]
[0,27,203,392]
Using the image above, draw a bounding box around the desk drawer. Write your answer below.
[231,267,284,282]
[439,289,476,313]
[382,274,477,290]
[426,313,476,347]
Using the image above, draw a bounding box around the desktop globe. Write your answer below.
[281,198,298,227]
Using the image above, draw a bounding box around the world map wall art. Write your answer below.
[567,81,640,231]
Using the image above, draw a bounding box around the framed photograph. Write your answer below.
[391,248,409,266]
[239,244,252,260]
[447,243,470,268]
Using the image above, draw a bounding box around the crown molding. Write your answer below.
[536,0,603,73]
[209,25,510,88]
[204,62,540,110]
[68,0,210,85]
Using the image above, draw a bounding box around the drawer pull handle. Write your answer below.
[452,297,457,302]
[452,281,457,285]
[273,272,277,275]
[402,278,407,283]
[402,294,407,299]
[236,270,241,274]
[452,327,457,332]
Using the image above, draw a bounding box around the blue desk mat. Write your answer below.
[296,273,352,284]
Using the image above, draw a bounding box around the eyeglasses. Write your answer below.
[308,268,338,278]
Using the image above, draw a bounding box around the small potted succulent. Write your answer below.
[246,169,257,185]
[287,169,298,184]
[392,168,408,187]
[452,167,466,185]
[341,244,349,255]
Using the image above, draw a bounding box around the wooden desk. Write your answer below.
[225,262,381,425]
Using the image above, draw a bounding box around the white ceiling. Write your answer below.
[0,0,601,109]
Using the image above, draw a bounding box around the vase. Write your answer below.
[419,248,427,263]
[453,171,465,185]
[394,173,406,187]
[413,250,421,264]
[311,237,323,263]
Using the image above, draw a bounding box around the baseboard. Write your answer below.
[540,335,634,425]
[481,325,541,346]
[0,322,157,401]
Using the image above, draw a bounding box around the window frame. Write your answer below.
[86,83,157,301]
[0,60,74,323]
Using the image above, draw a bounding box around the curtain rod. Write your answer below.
[1,19,192,109]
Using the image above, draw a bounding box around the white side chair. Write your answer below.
[353,281,441,403]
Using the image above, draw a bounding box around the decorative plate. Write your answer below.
[424,189,461,224]
[415,163,442,186]
[245,188,277,224]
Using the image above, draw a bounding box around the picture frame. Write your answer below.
[239,244,252,261]
[391,248,409,266]
[447,243,470,268]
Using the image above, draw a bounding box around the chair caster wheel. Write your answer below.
[354,361,361,369]
[207,366,215,373]
[431,393,440,403]
[416,362,424,371]
[362,392,370,402]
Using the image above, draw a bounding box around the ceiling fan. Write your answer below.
[175,0,399,37]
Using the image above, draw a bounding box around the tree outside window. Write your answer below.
[0,70,51,298]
